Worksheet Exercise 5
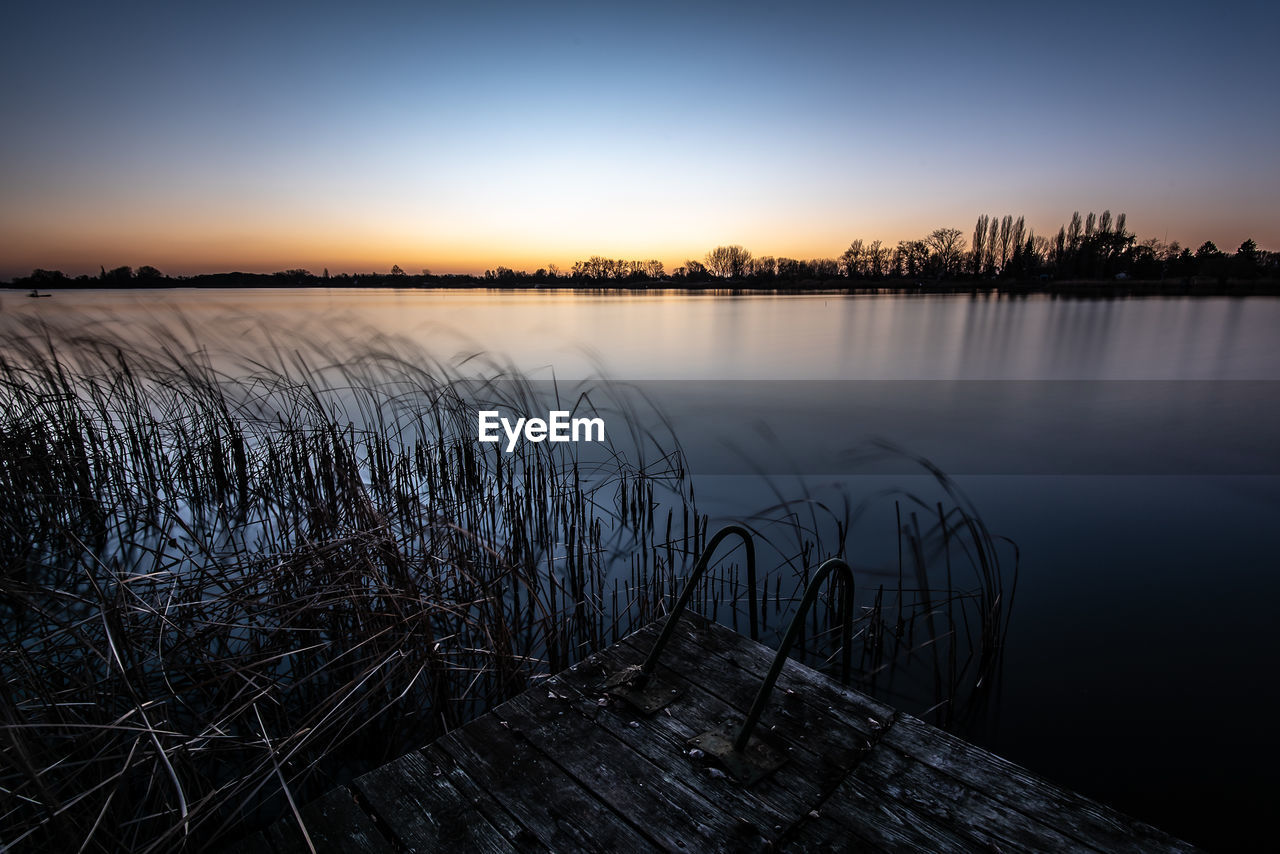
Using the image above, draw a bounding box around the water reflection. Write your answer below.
[11,288,1280,380]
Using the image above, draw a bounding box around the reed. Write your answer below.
[0,317,1016,851]
[0,319,704,852]
[726,441,1019,733]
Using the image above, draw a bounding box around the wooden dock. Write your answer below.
[248,613,1198,852]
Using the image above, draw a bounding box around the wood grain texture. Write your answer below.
[242,612,1199,854]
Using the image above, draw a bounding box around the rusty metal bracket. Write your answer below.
[603,525,757,714]
[688,558,855,782]
[687,727,787,786]
[603,665,683,714]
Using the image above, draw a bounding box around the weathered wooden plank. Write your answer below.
[266,785,394,854]
[548,644,824,844]
[632,614,894,741]
[437,704,651,853]
[493,686,769,852]
[782,772,979,854]
[613,618,884,788]
[618,615,1196,854]
[352,745,526,853]
[848,741,1099,852]
[881,714,1201,854]
[244,611,1198,854]
[578,624,881,808]
[600,615,1021,852]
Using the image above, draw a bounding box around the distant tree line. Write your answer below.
[825,211,1274,284]
[484,256,666,283]
[9,211,1277,290]
[622,214,1272,285]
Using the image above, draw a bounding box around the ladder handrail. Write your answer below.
[637,524,758,684]
[733,557,854,752]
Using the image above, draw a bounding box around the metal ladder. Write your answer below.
[604,525,855,784]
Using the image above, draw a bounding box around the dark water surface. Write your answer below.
[10,288,1279,849]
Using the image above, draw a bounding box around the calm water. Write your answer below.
[9,288,1280,850]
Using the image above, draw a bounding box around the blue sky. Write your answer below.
[1,0,1276,276]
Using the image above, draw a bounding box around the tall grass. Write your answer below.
[727,443,1019,734]
[0,319,708,852]
[0,316,1016,851]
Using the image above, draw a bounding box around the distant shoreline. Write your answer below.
[7,276,1280,298]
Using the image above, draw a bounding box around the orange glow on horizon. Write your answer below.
[3,199,1275,281]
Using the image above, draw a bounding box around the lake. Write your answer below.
[8,287,1279,850]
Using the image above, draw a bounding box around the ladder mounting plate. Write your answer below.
[688,726,787,785]
[604,665,683,715]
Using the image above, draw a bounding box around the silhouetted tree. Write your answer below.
[1174,247,1196,277]
[1233,239,1260,278]
[1031,235,1051,273]
[1194,241,1228,281]
[29,268,68,284]
[275,269,312,286]
[682,260,709,282]
[898,240,930,278]
[97,265,134,284]
[811,257,840,278]
[864,241,887,278]
[774,258,802,278]
[984,217,1000,275]
[1066,212,1083,267]
[839,240,864,277]
[971,215,989,275]
[1011,217,1026,262]
[750,256,776,279]
[705,245,752,278]
[1007,233,1040,280]
[566,255,662,281]
[925,228,966,278]
[996,216,1014,273]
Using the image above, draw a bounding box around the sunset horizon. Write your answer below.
[4,198,1274,282]
[4,1,1277,281]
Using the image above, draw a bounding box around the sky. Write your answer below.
[1,0,1277,278]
